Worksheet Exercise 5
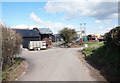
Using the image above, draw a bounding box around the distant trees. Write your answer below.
[1,25,22,70]
[60,28,77,43]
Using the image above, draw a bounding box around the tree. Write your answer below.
[71,29,77,40]
[60,28,77,43]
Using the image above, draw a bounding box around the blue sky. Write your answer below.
[1,1,118,34]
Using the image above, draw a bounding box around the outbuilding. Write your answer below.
[16,29,40,48]
[52,34,63,42]
[36,28,53,48]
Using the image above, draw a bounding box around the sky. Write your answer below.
[1,0,119,35]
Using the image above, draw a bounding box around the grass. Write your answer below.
[82,41,104,57]
[14,57,23,63]
[82,41,120,81]
[2,57,23,80]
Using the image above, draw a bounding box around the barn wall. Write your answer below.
[52,35,55,42]
[52,35,63,42]
[41,34,52,48]
[22,37,40,48]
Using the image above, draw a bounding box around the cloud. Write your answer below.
[30,12,80,34]
[30,12,45,24]
[45,0,118,20]
[114,24,118,27]
[95,20,101,23]
[98,26,103,29]
[104,27,113,32]
[12,24,42,29]
[103,19,112,24]
[45,0,119,2]
[0,19,4,25]
[30,12,65,28]
[30,12,84,33]
[65,24,74,28]
[12,24,29,29]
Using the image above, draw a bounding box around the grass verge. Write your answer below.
[81,41,120,81]
[2,57,27,81]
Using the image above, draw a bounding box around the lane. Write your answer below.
[17,47,97,81]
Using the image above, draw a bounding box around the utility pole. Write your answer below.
[84,23,86,42]
[80,23,83,45]
[84,23,86,36]
[80,23,86,45]
[80,23,82,38]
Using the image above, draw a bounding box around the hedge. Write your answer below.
[1,25,22,70]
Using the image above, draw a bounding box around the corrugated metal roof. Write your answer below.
[38,28,53,34]
[16,30,40,37]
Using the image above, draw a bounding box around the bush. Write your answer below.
[1,25,22,70]
[104,26,120,47]
[82,41,120,81]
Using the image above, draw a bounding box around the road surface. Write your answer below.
[17,47,97,81]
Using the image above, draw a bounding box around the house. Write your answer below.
[36,28,53,48]
[15,29,40,48]
[52,34,63,42]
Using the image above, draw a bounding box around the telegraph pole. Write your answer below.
[84,23,86,36]
[84,23,86,42]
[80,23,82,38]
[80,23,83,45]
[80,23,86,45]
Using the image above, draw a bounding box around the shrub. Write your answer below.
[1,25,22,70]
[104,26,120,47]
[82,41,120,81]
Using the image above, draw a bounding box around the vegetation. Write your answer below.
[2,58,23,80]
[82,26,120,81]
[82,41,104,57]
[59,28,77,43]
[104,26,120,47]
[2,25,22,70]
[82,41,120,81]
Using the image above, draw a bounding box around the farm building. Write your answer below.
[34,28,53,48]
[52,34,63,42]
[38,28,53,48]
[15,29,40,48]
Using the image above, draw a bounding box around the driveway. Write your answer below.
[17,47,97,81]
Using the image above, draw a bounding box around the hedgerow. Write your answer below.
[1,25,22,70]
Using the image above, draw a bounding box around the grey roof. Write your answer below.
[38,28,53,34]
[16,30,40,37]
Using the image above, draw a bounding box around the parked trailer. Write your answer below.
[29,41,46,50]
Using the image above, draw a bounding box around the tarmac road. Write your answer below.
[17,47,98,81]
